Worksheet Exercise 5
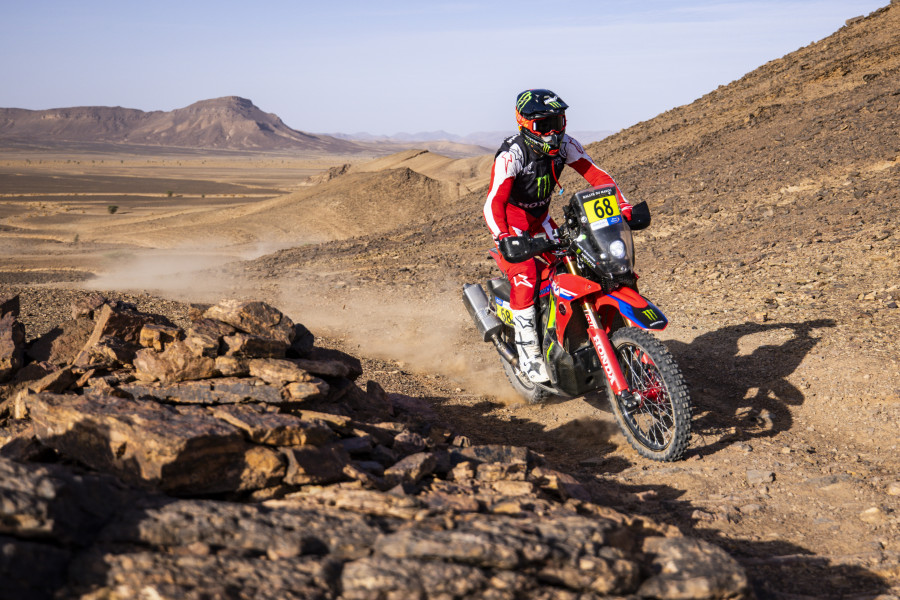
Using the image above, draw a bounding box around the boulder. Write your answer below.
[26,393,255,495]
[70,303,153,367]
[133,341,217,383]
[25,318,95,365]
[203,300,295,345]
[281,444,350,486]
[119,378,284,405]
[222,332,289,358]
[183,318,235,357]
[248,358,314,385]
[212,404,333,446]
[138,323,182,351]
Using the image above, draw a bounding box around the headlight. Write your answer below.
[609,240,626,259]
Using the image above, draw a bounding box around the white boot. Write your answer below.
[511,306,550,383]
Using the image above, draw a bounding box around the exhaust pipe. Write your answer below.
[462,283,519,367]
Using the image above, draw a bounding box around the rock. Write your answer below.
[290,358,351,378]
[285,379,330,401]
[70,303,152,366]
[25,318,95,365]
[27,367,77,394]
[288,323,315,357]
[248,358,314,385]
[281,444,350,486]
[530,467,592,502]
[138,322,182,351]
[859,507,887,524]
[12,360,57,384]
[72,335,141,369]
[886,481,900,496]
[26,393,255,495]
[183,318,235,357]
[392,430,427,455]
[212,404,333,446]
[69,293,107,319]
[0,312,26,383]
[305,346,363,381]
[133,341,217,383]
[384,452,437,487]
[222,332,289,358]
[120,378,283,405]
[457,444,531,467]
[214,355,249,376]
[638,537,751,599]
[746,469,775,485]
[203,299,295,344]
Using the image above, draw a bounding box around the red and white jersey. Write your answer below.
[483,133,631,241]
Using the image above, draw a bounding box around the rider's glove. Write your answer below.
[622,205,633,221]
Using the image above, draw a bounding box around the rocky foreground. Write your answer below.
[1,294,750,599]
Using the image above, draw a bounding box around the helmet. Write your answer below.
[515,89,568,156]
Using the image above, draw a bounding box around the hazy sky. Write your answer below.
[0,0,887,136]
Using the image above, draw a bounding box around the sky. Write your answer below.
[0,0,889,136]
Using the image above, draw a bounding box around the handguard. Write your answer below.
[498,236,558,263]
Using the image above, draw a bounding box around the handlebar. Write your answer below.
[498,234,566,263]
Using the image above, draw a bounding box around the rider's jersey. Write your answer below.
[483,133,631,241]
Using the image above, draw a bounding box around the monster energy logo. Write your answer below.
[516,92,533,111]
[536,174,551,198]
[642,308,658,321]
[546,101,562,108]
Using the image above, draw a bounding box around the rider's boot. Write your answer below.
[511,306,550,383]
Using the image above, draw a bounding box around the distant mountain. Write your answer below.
[0,97,373,153]
[328,129,614,150]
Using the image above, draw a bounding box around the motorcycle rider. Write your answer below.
[483,88,633,383]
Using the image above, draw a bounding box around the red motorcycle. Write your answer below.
[463,185,692,461]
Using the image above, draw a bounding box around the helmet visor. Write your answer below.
[532,114,566,135]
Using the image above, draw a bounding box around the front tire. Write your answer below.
[499,325,554,404]
[607,328,692,461]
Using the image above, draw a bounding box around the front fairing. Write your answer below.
[570,186,635,276]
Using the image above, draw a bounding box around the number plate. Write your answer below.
[583,194,621,224]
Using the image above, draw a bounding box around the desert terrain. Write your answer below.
[2,3,899,599]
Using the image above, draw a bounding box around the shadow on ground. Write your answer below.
[430,317,891,600]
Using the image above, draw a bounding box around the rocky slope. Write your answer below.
[0,293,750,599]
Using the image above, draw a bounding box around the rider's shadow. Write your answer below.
[664,318,836,456]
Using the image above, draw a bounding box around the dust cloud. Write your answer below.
[274,282,524,404]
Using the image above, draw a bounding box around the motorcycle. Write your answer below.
[463,185,692,461]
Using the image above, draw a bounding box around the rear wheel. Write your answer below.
[607,328,692,461]
[499,325,554,404]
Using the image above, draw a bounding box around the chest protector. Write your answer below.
[496,134,567,217]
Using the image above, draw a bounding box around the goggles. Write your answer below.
[526,114,566,136]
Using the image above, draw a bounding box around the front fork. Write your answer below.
[564,258,638,407]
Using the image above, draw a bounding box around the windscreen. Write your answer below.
[571,186,634,275]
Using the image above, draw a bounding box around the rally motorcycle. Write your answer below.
[463,185,691,461]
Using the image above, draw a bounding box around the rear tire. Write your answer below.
[607,327,692,461]
[499,325,554,404]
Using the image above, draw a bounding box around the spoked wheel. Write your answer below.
[608,327,692,461]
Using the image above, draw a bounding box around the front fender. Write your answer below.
[596,286,668,330]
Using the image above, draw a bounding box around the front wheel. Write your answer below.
[607,328,692,461]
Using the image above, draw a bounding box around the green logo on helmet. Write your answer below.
[547,101,562,108]
[516,92,533,111]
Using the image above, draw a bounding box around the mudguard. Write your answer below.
[596,286,668,330]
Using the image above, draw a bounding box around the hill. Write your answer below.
[0,97,486,156]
